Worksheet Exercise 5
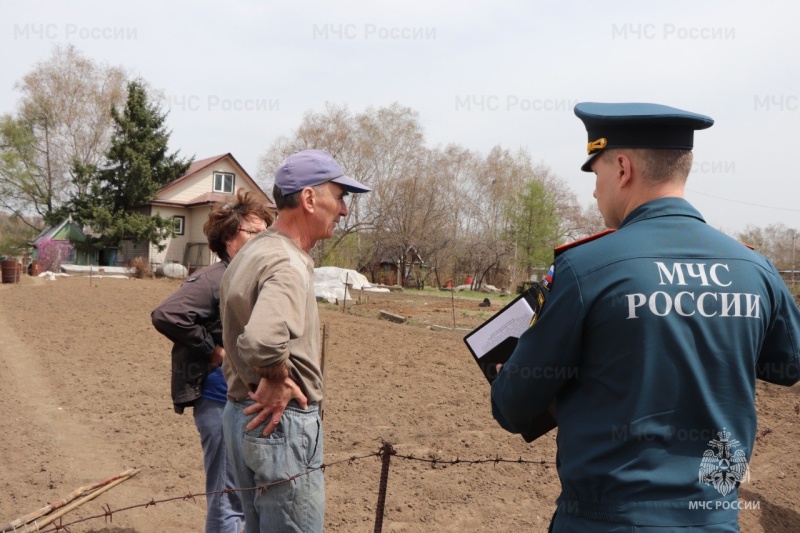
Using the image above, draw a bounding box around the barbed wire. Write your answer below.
[16,414,796,532]
[28,443,553,532]
[394,452,554,468]
[35,451,379,532]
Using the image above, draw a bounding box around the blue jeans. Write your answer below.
[223,400,324,533]
[193,397,244,533]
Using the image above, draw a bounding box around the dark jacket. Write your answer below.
[151,261,227,414]
[492,198,800,529]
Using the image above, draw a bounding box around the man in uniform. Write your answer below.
[491,102,800,531]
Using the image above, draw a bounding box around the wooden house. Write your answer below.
[31,216,96,266]
[119,153,273,271]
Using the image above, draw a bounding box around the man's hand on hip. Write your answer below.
[243,376,308,436]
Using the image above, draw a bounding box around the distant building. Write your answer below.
[31,216,96,266]
[119,153,274,271]
[360,246,427,287]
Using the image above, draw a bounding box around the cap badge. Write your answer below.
[587,138,608,154]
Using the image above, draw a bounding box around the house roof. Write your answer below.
[151,192,237,209]
[160,154,229,191]
[31,216,87,245]
[185,191,237,207]
[155,153,275,208]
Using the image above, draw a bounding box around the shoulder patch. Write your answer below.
[740,241,755,250]
[554,229,616,258]
[541,263,555,292]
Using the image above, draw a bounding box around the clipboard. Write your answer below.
[463,282,556,442]
[463,283,546,383]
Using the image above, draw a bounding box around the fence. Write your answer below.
[7,419,792,532]
[4,442,555,532]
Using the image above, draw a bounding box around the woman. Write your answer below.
[152,189,273,533]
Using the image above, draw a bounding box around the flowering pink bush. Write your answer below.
[36,238,74,272]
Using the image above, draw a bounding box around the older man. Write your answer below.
[220,149,370,532]
[491,103,800,532]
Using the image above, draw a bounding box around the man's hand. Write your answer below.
[210,345,225,368]
[243,376,308,436]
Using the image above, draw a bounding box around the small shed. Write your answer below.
[31,216,97,266]
[360,246,427,288]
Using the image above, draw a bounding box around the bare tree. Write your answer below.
[417,145,478,287]
[737,225,769,253]
[568,201,607,239]
[458,147,541,290]
[372,147,462,287]
[0,44,127,226]
[0,211,39,256]
[258,102,428,266]
[738,223,798,271]
[256,102,590,288]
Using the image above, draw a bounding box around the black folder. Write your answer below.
[463,283,556,442]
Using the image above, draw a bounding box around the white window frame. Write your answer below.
[213,172,235,193]
[173,215,185,235]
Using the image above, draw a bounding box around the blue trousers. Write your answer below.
[223,400,325,533]
[194,397,245,533]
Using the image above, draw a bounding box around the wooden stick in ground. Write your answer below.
[343,272,349,313]
[34,468,141,529]
[319,323,329,421]
[0,468,139,532]
[451,283,456,330]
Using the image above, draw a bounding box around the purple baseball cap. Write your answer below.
[274,149,371,195]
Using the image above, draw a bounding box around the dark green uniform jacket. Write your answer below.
[492,198,800,530]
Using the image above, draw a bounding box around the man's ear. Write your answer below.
[299,187,316,213]
[616,153,634,189]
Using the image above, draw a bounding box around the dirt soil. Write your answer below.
[0,276,798,532]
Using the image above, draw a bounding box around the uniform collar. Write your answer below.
[619,197,706,229]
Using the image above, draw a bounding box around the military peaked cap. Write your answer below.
[574,102,714,172]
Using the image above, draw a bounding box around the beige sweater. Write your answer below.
[220,227,322,403]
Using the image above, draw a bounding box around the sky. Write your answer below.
[2,0,799,236]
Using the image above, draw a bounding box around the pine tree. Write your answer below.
[66,80,192,250]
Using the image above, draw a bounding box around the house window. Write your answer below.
[173,216,185,235]
[213,172,234,193]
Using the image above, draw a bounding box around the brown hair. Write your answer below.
[603,148,694,185]
[204,189,274,262]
